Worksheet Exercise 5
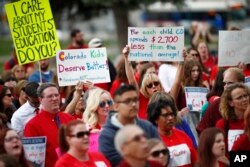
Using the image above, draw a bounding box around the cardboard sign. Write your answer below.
[56,48,110,86]
[185,87,209,112]
[22,136,46,167]
[128,27,184,61]
[218,31,250,67]
[5,0,60,65]
[245,76,250,88]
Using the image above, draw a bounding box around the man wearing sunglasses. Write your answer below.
[24,83,75,167]
[99,85,159,167]
[197,67,245,134]
[114,125,163,167]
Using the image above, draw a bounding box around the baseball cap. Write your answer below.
[88,38,103,48]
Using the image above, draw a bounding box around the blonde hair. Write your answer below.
[220,83,250,121]
[140,73,163,98]
[83,88,112,128]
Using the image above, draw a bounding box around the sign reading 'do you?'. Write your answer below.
[128,27,184,62]
[184,87,208,112]
[218,31,250,67]
[5,0,61,65]
[56,48,110,87]
[22,136,46,167]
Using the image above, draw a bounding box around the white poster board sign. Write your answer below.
[185,87,209,112]
[245,76,250,88]
[218,31,250,67]
[56,48,110,86]
[128,27,184,61]
[22,136,46,167]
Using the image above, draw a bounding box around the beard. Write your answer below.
[76,40,84,46]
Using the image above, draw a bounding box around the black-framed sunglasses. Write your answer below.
[99,100,113,108]
[147,81,160,89]
[151,148,169,157]
[69,131,90,138]
[5,93,12,97]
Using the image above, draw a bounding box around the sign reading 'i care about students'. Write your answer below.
[5,0,60,65]
[56,48,110,87]
[128,27,184,61]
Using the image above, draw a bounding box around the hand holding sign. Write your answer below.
[122,45,130,61]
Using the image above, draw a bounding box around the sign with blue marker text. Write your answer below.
[5,0,61,65]
[56,48,110,86]
[184,87,209,112]
[22,136,46,167]
[218,31,250,67]
[128,27,184,61]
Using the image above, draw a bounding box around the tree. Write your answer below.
[50,0,184,51]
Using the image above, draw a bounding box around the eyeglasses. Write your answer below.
[5,94,12,97]
[151,149,169,157]
[116,97,139,105]
[126,133,147,144]
[99,100,113,108]
[69,131,90,138]
[190,53,199,57]
[5,136,21,142]
[160,112,175,118]
[233,94,249,101]
[43,93,60,99]
[147,81,160,89]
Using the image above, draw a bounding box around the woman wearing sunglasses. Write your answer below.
[122,45,185,120]
[148,138,170,167]
[0,85,15,128]
[83,87,113,151]
[56,120,111,167]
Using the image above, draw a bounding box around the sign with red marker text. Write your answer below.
[56,48,110,87]
[128,27,184,61]
[22,136,46,167]
[218,31,250,67]
[184,87,208,112]
[5,0,60,65]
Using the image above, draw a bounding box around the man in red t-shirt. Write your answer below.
[24,83,75,167]
[67,29,88,49]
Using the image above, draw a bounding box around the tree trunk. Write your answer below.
[112,3,129,52]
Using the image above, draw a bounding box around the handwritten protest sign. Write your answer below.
[5,0,60,65]
[128,27,184,61]
[245,77,250,88]
[218,31,250,67]
[22,136,46,167]
[56,48,110,86]
[185,87,208,112]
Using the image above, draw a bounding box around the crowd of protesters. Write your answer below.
[0,26,250,167]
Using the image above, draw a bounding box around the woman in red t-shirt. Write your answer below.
[197,127,229,167]
[55,120,111,167]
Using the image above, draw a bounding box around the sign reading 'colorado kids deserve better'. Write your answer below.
[56,48,110,86]
[5,0,60,65]
[128,27,184,61]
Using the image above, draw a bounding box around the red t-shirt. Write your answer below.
[216,119,244,152]
[160,128,197,167]
[117,160,163,167]
[203,56,216,74]
[231,133,250,151]
[55,152,111,167]
[67,44,88,49]
[138,92,149,120]
[24,110,75,167]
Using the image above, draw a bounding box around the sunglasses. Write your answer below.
[191,53,199,57]
[5,93,12,97]
[99,100,113,108]
[151,148,169,157]
[126,133,147,144]
[69,131,90,138]
[147,81,160,89]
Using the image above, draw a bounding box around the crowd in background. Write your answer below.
[0,25,250,167]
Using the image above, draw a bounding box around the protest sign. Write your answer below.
[22,136,46,167]
[245,76,250,88]
[5,0,60,65]
[128,27,184,61]
[184,87,209,112]
[218,31,250,67]
[56,48,110,86]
